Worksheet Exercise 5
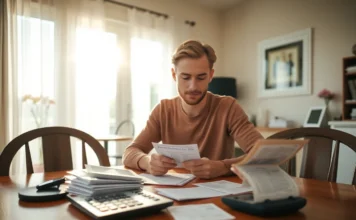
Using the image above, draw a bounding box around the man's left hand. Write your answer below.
[182,157,229,179]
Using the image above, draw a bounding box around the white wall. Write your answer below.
[221,0,356,126]
[107,0,223,74]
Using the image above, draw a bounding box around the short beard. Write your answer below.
[180,90,207,106]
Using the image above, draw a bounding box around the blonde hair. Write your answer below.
[172,40,217,69]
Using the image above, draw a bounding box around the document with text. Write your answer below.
[156,180,251,201]
[152,142,200,167]
[194,180,252,195]
[139,173,195,186]
[156,186,229,201]
[167,203,235,220]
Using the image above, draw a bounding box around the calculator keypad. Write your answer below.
[67,189,173,219]
[87,192,161,212]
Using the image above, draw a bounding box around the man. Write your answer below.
[123,40,263,179]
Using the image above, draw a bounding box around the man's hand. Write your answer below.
[138,154,177,176]
[182,157,229,179]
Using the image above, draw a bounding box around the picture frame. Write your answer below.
[258,28,312,98]
[303,106,327,127]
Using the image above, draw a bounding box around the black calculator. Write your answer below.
[67,189,173,219]
[222,193,306,217]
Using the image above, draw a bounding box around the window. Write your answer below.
[75,27,119,135]
[17,16,55,130]
[131,38,170,132]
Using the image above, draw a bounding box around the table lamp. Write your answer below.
[208,77,237,99]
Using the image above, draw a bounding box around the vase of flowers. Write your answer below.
[318,89,334,121]
[22,94,55,165]
[22,95,55,128]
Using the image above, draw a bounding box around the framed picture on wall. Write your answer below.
[258,28,312,98]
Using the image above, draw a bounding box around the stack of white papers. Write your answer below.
[85,164,143,181]
[68,179,142,197]
[66,165,197,197]
[67,165,143,197]
[156,180,252,201]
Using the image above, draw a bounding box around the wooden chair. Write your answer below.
[268,127,356,184]
[0,126,110,176]
[115,120,135,137]
[108,120,135,164]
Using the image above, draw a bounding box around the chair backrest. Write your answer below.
[115,120,135,136]
[0,126,110,176]
[268,127,356,184]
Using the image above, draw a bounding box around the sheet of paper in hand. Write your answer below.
[152,142,200,167]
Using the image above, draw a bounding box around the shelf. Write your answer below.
[345,72,356,76]
[329,120,356,126]
[342,56,356,120]
[345,101,356,105]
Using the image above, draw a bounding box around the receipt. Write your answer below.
[152,142,201,167]
[168,203,234,220]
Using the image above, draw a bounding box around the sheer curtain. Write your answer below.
[2,0,115,174]
[0,0,13,153]
[56,0,115,168]
[128,9,175,134]
[1,0,58,174]
[2,0,185,173]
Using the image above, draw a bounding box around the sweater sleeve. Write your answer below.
[122,103,162,170]
[222,100,263,166]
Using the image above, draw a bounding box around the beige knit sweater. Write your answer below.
[122,92,263,170]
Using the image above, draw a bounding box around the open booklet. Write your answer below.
[231,139,309,203]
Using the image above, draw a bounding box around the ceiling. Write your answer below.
[194,0,244,11]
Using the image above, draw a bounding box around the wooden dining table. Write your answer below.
[0,170,355,220]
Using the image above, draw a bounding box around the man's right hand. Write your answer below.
[138,154,177,176]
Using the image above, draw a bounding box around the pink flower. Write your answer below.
[318,89,334,100]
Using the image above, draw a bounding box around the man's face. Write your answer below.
[172,55,214,105]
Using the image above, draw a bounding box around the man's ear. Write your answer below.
[209,69,215,82]
[171,68,177,81]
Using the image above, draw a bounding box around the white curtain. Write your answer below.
[56,0,114,168]
[128,9,175,134]
[6,0,59,174]
[2,0,187,173]
[0,0,19,159]
[3,0,113,174]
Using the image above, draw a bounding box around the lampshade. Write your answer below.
[208,77,237,99]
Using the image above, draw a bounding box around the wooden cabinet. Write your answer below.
[342,56,356,120]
